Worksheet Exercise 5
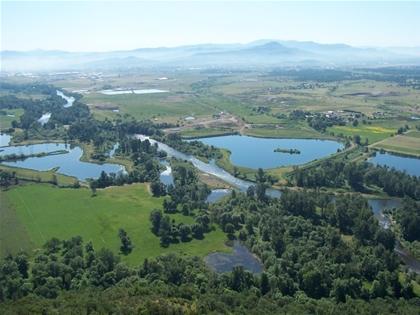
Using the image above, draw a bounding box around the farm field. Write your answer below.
[370,130,420,156]
[2,183,230,263]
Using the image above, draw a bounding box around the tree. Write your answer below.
[255,168,265,183]
[89,179,98,196]
[246,185,255,198]
[178,224,191,241]
[256,183,267,201]
[225,223,235,235]
[1,171,12,190]
[150,180,165,197]
[43,237,61,254]
[118,228,132,255]
[149,209,163,234]
[353,134,361,145]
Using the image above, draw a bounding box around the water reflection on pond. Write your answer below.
[370,152,420,177]
[1,143,125,182]
[204,240,263,274]
[191,135,344,169]
[0,134,11,147]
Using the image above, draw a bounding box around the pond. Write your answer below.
[204,240,263,274]
[370,152,420,177]
[1,143,125,182]
[189,135,344,169]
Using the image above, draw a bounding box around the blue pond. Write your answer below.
[370,152,420,177]
[189,135,344,169]
[204,240,263,274]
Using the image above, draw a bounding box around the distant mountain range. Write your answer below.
[1,40,420,72]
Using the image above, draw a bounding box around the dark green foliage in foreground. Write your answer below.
[0,236,419,314]
[210,189,411,302]
[394,197,420,242]
[292,158,420,200]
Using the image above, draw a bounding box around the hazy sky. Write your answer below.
[1,1,419,52]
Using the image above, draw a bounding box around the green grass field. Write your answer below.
[327,122,398,144]
[83,92,218,124]
[0,109,24,130]
[0,189,35,258]
[3,183,230,264]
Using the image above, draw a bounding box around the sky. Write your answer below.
[1,1,420,52]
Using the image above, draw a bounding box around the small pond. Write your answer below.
[206,189,232,203]
[157,158,174,188]
[189,135,344,169]
[204,240,263,274]
[370,152,420,177]
[1,143,125,182]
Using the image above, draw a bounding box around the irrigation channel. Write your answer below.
[139,135,420,274]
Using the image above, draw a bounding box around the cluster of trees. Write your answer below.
[166,157,211,206]
[118,120,173,136]
[307,114,346,132]
[149,208,211,246]
[148,157,213,245]
[292,159,420,200]
[0,170,18,189]
[88,137,170,195]
[155,133,223,161]
[288,109,311,120]
[393,197,420,243]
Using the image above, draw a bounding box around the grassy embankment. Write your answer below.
[0,164,78,187]
[2,183,230,263]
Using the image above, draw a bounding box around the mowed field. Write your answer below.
[370,130,420,156]
[0,189,34,258]
[3,183,230,264]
